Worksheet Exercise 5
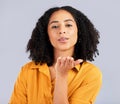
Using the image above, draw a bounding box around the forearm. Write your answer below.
[53,75,69,104]
[53,56,82,104]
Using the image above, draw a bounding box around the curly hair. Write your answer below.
[26,6,100,66]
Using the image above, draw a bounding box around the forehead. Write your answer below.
[49,10,75,22]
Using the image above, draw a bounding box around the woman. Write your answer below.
[9,6,102,104]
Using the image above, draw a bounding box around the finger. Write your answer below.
[57,57,62,65]
[65,56,72,65]
[60,57,67,66]
[74,59,83,66]
[69,57,74,67]
[64,57,74,68]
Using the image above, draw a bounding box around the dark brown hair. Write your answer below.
[26,6,100,66]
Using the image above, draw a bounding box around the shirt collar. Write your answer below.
[30,61,81,72]
[31,62,50,79]
[74,64,81,71]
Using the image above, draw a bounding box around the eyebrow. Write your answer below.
[49,19,75,25]
[64,19,74,22]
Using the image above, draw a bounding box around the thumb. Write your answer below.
[74,59,83,66]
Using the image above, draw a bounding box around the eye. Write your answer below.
[66,24,72,27]
[51,25,59,29]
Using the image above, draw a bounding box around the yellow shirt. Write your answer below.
[9,61,102,104]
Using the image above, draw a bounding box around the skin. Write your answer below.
[47,10,83,104]
[48,10,78,53]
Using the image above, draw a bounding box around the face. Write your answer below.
[47,10,78,52]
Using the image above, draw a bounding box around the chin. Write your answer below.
[58,46,74,51]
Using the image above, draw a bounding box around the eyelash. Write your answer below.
[51,26,59,29]
[66,24,72,27]
[51,24,72,29]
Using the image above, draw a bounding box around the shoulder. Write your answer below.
[81,61,102,80]
[20,61,43,72]
[22,61,36,68]
[20,61,35,71]
[82,61,101,73]
[18,61,47,77]
[20,61,48,72]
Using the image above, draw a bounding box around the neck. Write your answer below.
[53,48,74,64]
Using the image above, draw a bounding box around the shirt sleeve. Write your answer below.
[69,67,102,104]
[9,66,28,104]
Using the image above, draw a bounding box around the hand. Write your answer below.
[55,56,83,77]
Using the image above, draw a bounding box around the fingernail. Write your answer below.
[78,59,83,62]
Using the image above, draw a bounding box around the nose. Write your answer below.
[59,31,66,34]
[59,26,66,34]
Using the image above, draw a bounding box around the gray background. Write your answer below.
[0,0,120,104]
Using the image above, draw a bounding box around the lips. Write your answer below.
[58,37,69,43]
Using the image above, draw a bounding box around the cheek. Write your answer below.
[73,35,78,44]
[48,29,54,40]
[48,33,57,46]
[70,29,78,42]
[49,35,55,43]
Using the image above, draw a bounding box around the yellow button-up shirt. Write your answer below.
[9,61,102,104]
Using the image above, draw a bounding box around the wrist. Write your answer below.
[56,72,68,80]
[56,68,69,77]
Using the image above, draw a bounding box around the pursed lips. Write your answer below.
[58,37,69,43]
